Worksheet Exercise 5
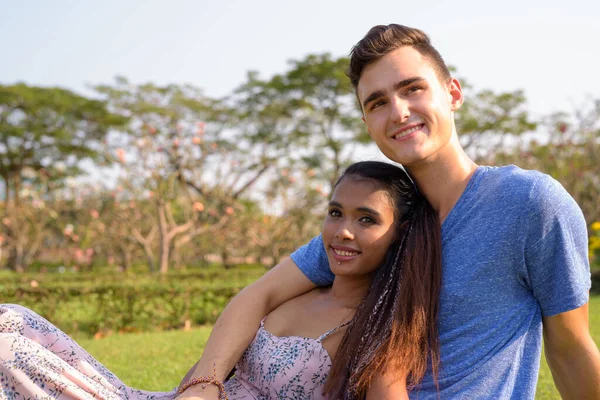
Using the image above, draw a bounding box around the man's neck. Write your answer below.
[406,134,478,225]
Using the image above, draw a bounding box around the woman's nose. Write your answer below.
[335,226,354,240]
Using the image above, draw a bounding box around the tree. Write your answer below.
[0,83,126,271]
[454,76,537,158]
[1,195,52,272]
[233,53,366,195]
[95,78,267,273]
[0,83,126,206]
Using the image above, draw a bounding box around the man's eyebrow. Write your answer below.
[362,89,385,109]
[329,201,342,208]
[394,77,425,91]
[362,77,426,109]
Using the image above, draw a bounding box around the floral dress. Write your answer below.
[0,304,348,399]
[224,317,349,399]
[0,304,176,400]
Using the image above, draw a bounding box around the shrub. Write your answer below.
[0,266,265,337]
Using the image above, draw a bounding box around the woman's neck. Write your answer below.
[328,274,373,310]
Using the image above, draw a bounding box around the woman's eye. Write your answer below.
[328,209,342,218]
[359,216,376,224]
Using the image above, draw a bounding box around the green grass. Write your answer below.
[79,296,600,398]
[79,327,213,391]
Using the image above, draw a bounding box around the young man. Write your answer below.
[179,25,600,399]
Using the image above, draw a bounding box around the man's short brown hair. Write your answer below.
[348,24,451,89]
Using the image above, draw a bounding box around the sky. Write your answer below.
[2,0,600,122]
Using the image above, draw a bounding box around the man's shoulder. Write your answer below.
[480,164,577,215]
[471,165,542,208]
[481,164,546,188]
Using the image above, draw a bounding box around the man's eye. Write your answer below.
[406,86,423,94]
[371,100,386,110]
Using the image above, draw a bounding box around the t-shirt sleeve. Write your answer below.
[290,234,335,286]
[524,174,591,317]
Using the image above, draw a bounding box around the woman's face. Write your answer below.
[322,176,398,278]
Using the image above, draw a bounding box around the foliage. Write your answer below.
[0,83,126,271]
[454,74,537,158]
[590,222,600,270]
[232,53,364,194]
[0,83,126,205]
[93,79,255,273]
[1,266,266,337]
[4,264,596,341]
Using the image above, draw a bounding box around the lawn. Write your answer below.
[78,296,600,399]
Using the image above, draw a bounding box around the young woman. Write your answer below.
[0,161,441,399]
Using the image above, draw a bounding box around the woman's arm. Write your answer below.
[176,257,317,399]
[366,370,409,400]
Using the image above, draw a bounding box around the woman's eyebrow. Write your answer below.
[329,202,382,217]
[356,206,381,217]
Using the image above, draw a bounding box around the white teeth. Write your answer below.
[333,248,359,257]
[393,125,422,139]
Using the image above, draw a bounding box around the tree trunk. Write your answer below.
[132,224,158,272]
[146,251,157,272]
[119,246,133,272]
[221,248,233,269]
[12,173,21,208]
[159,240,170,274]
[138,233,157,272]
[158,202,170,275]
[271,244,282,269]
[1,174,9,205]
[172,244,184,270]
[8,245,25,273]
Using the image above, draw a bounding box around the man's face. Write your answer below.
[357,46,463,167]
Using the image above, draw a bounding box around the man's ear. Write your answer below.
[448,78,464,111]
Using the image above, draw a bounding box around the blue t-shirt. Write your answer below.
[290,165,591,399]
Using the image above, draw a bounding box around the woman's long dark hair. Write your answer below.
[323,161,442,399]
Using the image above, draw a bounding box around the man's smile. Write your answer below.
[391,123,425,140]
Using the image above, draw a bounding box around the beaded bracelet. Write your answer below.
[178,364,228,400]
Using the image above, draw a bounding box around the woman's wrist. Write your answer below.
[178,383,220,398]
[178,363,228,399]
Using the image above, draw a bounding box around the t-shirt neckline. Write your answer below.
[441,166,488,233]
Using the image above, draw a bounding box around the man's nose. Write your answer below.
[390,96,410,123]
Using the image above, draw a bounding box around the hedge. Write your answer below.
[2,284,243,337]
[0,266,266,337]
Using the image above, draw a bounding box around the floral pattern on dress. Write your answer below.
[0,305,346,400]
[0,304,176,400]
[224,317,348,399]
